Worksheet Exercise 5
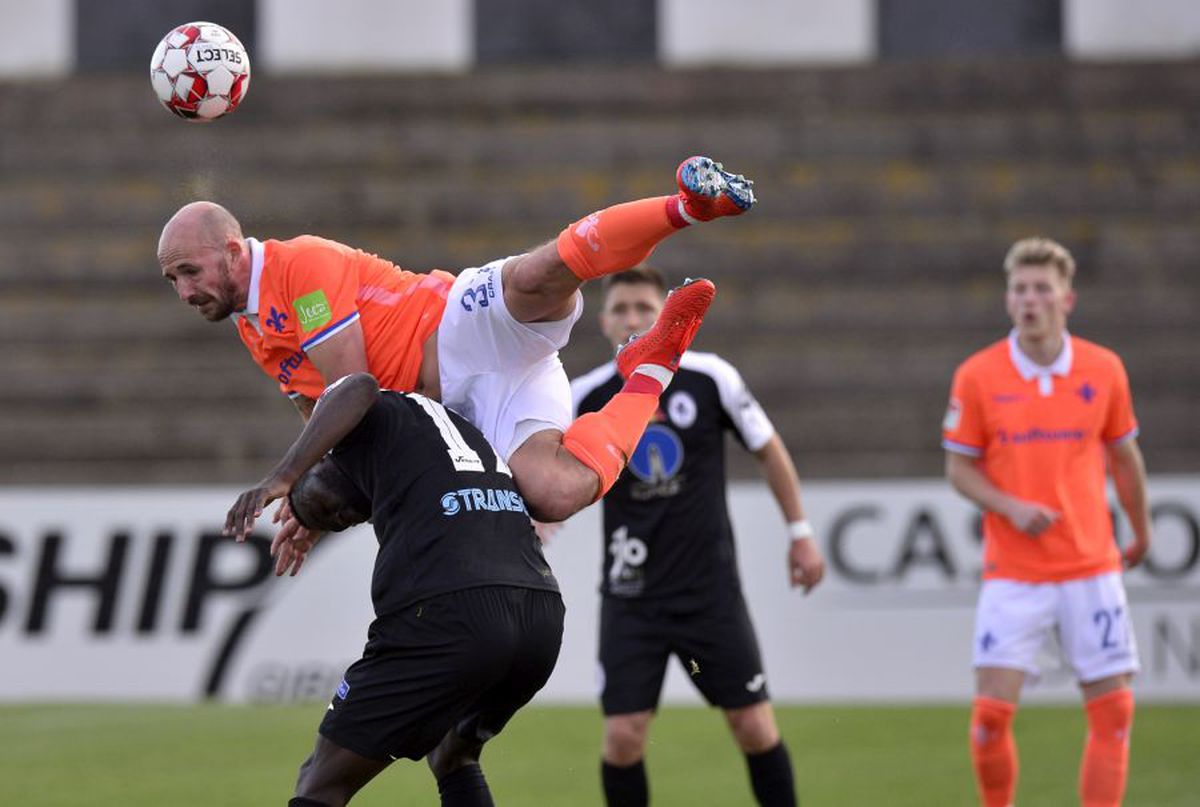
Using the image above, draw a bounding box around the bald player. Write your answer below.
[158,157,752,537]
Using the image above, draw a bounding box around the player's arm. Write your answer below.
[1107,437,1151,567]
[225,373,381,541]
[752,433,825,593]
[944,452,1059,536]
[305,320,370,392]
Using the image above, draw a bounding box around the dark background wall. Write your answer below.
[1,57,1197,483]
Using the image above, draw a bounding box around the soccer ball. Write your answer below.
[150,21,250,122]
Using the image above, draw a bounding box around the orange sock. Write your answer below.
[970,697,1017,807]
[1080,688,1133,807]
[562,377,661,499]
[556,196,686,281]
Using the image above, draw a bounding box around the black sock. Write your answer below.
[746,742,796,807]
[288,799,330,807]
[437,764,495,807]
[601,759,648,807]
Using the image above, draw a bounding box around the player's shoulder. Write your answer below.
[570,361,618,408]
[266,235,349,267]
[955,339,1009,378]
[679,350,741,383]
[1070,335,1126,374]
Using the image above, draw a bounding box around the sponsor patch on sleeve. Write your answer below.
[943,398,962,432]
[293,289,332,333]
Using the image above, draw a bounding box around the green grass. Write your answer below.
[1,703,1196,805]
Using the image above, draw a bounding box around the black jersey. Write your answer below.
[572,352,775,603]
[329,391,559,617]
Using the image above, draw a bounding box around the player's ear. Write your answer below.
[1063,287,1078,315]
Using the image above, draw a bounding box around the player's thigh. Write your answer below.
[671,593,770,710]
[320,589,531,763]
[441,345,577,466]
[599,597,673,715]
[973,578,1058,680]
[1056,572,1140,684]
[440,258,583,373]
[456,588,566,744]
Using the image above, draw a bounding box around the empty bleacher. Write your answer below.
[1,60,1196,483]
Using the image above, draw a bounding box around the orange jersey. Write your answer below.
[234,236,453,399]
[942,333,1138,582]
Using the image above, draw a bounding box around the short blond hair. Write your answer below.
[1004,237,1076,284]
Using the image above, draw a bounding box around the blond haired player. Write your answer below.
[943,238,1151,807]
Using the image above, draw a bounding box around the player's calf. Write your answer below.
[556,157,755,282]
[563,278,715,501]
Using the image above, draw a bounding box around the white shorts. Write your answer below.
[972,572,1140,684]
[437,257,583,461]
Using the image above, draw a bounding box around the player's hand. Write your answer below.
[789,536,825,594]
[224,476,290,542]
[1122,536,1151,569]
[1005,500,1060,537]
[270,501,324,576]
[272,522,323,576]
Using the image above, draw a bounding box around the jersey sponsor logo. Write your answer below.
[745,673,766,692]
[942,398,962,431]
[628,424,684,484]
[293,289,332,333]
[666,391,697,429]
[608,525,648,592]
[440,487,528,516]
[276,350,306,385]
[991,393,1025,403]
[996,427,1085,445]
[265,306,289,333]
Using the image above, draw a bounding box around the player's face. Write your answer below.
[159,243,240,322]
[1005,264,1076,340]
[600,283,664,349]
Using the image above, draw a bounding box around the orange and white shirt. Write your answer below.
[942,331,1139,583]
[233,236,453,399]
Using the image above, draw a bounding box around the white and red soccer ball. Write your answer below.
[150,22,250,122]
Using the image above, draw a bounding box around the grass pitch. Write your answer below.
[1,703,1196,805]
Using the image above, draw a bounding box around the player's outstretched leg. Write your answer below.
[502,157,751,323]
[563,278,716,499]
[557,156,756,282]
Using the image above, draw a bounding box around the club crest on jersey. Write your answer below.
[666,391,698,429]
[294,289,332,333]
[628,424,684,484]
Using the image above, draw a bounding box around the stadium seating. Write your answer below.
[0,60,1196,482]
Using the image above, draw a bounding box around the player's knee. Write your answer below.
[604,713,651,765]
[726,703,779,754]
[427,731,484,781]
[519,469,593,523]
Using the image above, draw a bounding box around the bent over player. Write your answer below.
[572,268,825,807]
[161,157,752,531]
[226,372,563,807]
[943,238,1151,807]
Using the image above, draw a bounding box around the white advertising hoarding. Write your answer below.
[0,478,1196,704]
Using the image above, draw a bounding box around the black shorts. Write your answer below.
[598,591,769,715]
[319,585,564,761]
